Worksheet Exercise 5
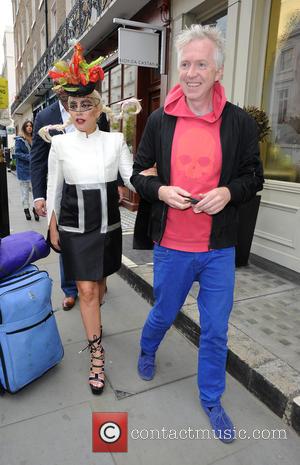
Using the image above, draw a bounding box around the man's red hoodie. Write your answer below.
[160,81,227,252]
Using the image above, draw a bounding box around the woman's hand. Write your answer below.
[49,227,61,251]
[140,166,158,176]
[49,212,61,251]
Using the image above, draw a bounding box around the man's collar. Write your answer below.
[58,100,69,116]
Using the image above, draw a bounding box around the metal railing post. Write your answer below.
[0,150,10,238]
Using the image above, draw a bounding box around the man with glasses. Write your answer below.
[31,87,109,310]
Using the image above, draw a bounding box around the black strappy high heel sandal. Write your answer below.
[79,326,105,395]
[88,334,105,395]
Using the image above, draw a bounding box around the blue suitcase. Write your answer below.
[0,264,64,394]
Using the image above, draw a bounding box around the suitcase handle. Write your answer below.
[0,269,43,287]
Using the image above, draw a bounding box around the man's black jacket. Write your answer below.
[30,100,109,200]
[131,102,264,250]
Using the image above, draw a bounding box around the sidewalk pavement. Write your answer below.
[120,216,300,434]
[1,171,300,465]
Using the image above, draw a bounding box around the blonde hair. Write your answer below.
[77,89,112,117]
[38,91,142,143]
[176,24,225,69]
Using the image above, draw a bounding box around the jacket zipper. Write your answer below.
[158,204,168,243]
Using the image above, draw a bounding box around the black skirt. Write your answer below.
[58,181,122,281]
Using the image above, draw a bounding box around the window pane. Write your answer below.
[122,108,137,152]
[280,48,293,71]
[110,64,122,103]
[110,103,121,132]
[123,65,137,99]
[101,72,109,106]
[261,0,300,183]
[202,10,227,39]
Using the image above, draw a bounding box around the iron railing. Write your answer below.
[11,0,114,114]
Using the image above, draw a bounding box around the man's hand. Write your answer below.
[34,199,47,217]
[118,186,126,204]
[49,227,61,251]
[192,187,231,215]
[140,166,158,176]
[158,186,192,210]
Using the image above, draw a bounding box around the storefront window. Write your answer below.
[100,63,138,146]
[110,64,122,104]
[110,102,121,132]
[123,65,137,99]
[101,72,109,106]
[202,10,227,39]
[261,0,300,183]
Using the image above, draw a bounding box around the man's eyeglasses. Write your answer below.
[68,99,100,112]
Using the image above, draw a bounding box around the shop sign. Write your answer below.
[0,77,8,110]
[118,28,159,68]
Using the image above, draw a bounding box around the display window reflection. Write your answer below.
[100,63,138,147]
[262,0,300,182]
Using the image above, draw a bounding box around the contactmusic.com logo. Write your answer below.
[93,412,128,452]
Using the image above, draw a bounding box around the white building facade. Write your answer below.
[0,27,16,148]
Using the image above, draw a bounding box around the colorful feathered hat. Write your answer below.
[48,43,104,96]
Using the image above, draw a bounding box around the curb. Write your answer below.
[118,260,300,435]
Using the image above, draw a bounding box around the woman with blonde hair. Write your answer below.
[43,44,141,394]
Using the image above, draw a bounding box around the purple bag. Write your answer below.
[0,231,50,279]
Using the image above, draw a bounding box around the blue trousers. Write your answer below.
[59,254,78,298]
[140,244,235,407]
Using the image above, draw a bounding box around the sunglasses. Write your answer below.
[68,99,100,112]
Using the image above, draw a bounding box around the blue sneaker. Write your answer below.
[137,351,156,381]
[202,404,235,443]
